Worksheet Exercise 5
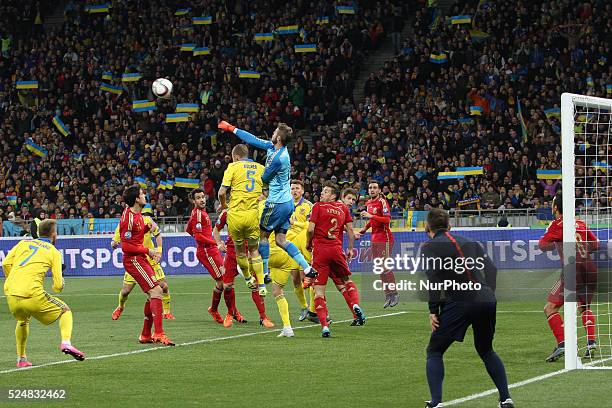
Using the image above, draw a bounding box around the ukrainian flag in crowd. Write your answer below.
[142,204,153,214]
[174,177,199,189]
[336,5,356,15]
[429,53,448,64]
[132,100,156,113]
[457,118,474,125]
[607,84,612,95]
[437,172,465,180]
[71,153,86,162]
[100,82,123,95]
[192,16,212,25]
[102,71,113,81]
[159,180,174,190]
[193,47,210,56]
[122,73,142,82]
[316,16,329,25]
[593,161,611,173]
[544,108,561,119]
[175,8,191,16]
[470,106,483,115]
[128,159,139,166]
[469,29,489,42]
[456,166,483,176]
[165,113,190,123]
[52,116,70,136]
[25,139,48,158]
[536,170,562,180]
[277,25,299,35]
[180,43,196,51]
[239,70,261,79]
[586,76,594,87]
[517,98,528,142]
[7,196,17,206]
[86,3,110,13]
[152,168,164,174]
[16,80,38,89]
[176,103,199,113]
[450,15,472,25]
[255,33,274,41]
[295,44,317,53]
[299,28,307,40]
[134,177,147,188]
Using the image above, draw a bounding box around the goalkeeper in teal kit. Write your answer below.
[218,121,318,286]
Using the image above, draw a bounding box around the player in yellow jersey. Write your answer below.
[3,219,85,367]
[218,144,267,296]
[110,205,174,320]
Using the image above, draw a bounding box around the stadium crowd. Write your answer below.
[0,0,610,233]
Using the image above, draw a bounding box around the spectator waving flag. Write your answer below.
[132,100,156,113]
[52,116,70,136]
[255,33,274,41]
[193,47,210,56]
[470,106,483,115]
[180,43,196,51]
[101,71,113,81]
[429,53,448,64]
[16,80,38,90]
[295,44,317,53]
[336,6,356,15]
[239,70,261,79]
[450,15,472,25]
[121,73,142,82]
[175,8,191,16]
[134,177,147,188]
[7,195,17,206]
[165,113,190,123]
[536,170,562,180]
[192,16,212,25]
[277,25,299,35]
[100,82,123,95]
[517,98,528,142]
[316,16,329,25]
[25,139,48,158]
[176,103,199,113]
[174,178,199,189]
[85,3,111,13]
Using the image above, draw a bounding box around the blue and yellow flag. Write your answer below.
[544,108,561,119]
[336,5,356,15]
[469,29,489,42]
[192,16,212,25]
[71,153,86,162]
[165,113,190,123]
[16,80,38,90]
[254,33,274,41]
[86,3,110,13]
[299,28,307,40]
[176,103,199,113]
[25,139,48,158]
[159,180,174,190]
[102,71,113,81]
[175,8,191,16]
[593,161,611,173]
[517,98,528,142]
[180,43,196,51]
[536,170,561,180]
[152,168,165,174]
[586,76,594,87]
[134,177,147,188]
[316,16,329,25]
[142,204,153,214]
[277,25,299,35]
[438,172,465,180]
[132,100,156,113]
[122,73,142,82]
[456,166,483,176]
[429,53,448,64]
[52,116,70,136]
[239,70,261,79]
[100,82,123,95]
[7,195,17,206]
[450,15,472,24]
[457,118,474,125]
[174,177,199,189]
[607,84,612,95]
[295,44,317,53]
[193,47,210,56]
[470,106,483,115]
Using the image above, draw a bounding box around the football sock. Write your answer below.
[251,291,267,319]
[275,294,291,327]
[314,297,328,329]
[480,350,511,402]
[339,287,355,317]
[582,309,597,342]
[162,293,171,315]
[142,300,153,337]
[59,310,73,343]
[283,241,309,270]
[118,291,128,309]
[211,288,222,312]
[381,270,398,295]
[223,287,236,315]
[150,298,164,335]
[15,320,29,358]
[346,281,360,307]
[236,254,252,279]
[547,312,564,344]
[308,287,316,313]
[259,241,270,275]
[294,284,308,309]
[426,350,444,406]
[250,255,265,287]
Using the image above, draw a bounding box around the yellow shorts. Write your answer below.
[7,292,68,325]
[124,257,165,284]
[270,250,297,287]
[228,209,260,244]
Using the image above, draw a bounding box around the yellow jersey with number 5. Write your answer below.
[222,160,264,213]
[2,238,64,297]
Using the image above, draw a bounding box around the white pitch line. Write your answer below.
[445,356,612,406]
[0,311,408,375]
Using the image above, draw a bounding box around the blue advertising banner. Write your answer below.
[0,229,608,277]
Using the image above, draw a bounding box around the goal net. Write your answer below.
[562,93,612,369]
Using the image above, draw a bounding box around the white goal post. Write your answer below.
[561,92,612,370]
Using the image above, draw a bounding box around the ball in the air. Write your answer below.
[152,78,173,98]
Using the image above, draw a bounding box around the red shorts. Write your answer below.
[197,246,224,280]
[123,255,159,293]
[371,239,394,259]
[223,245,239,284]
[547,262,597,306]
[312,244,351,286]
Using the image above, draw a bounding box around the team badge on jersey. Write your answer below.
[372,208,378,214]
[124,231,132,239]
[195,223,202,231]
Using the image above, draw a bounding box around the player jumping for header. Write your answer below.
[218,121,317,286]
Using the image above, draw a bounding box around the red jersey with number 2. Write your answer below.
[366,196,393,243]
[310,201,352,248]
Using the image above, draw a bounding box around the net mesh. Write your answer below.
[572,95,612,368]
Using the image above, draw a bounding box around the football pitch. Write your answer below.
[1,273,611,407]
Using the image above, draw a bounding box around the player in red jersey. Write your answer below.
[213,206,275,329]
[307,181,365,337]
[356,181,398,308]
[186,189,232,324]
[539,193,600,362]
[119,185,174,346]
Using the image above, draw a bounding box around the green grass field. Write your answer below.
[1,273,611,407]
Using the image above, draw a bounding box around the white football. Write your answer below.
[152,78,173,98]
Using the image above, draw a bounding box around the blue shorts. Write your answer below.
[260,200,294,234]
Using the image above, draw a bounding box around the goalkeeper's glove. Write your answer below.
[218,120,237,133]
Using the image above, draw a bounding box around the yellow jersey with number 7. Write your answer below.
[2,238,64,298]
[221,159,265,213]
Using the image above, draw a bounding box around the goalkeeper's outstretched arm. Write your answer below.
[218,121,273,150]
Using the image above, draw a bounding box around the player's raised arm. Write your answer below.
[218,121,273,151]
[538,222,561,251]
[51,247,65,293]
